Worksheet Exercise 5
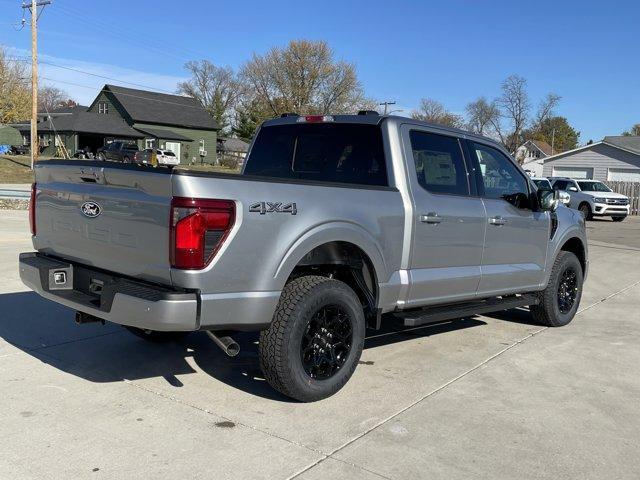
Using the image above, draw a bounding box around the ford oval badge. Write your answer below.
[81,201,101,218]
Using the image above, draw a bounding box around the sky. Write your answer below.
[1,0,638,142]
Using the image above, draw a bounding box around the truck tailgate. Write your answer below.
[33,162,173,284]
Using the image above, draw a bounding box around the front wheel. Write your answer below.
[612,216,626,222]
[259,276,365,402]
[530,251,583,327]
[579,203,592,220]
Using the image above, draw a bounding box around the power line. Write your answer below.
[10,56,178,94]
[51,3,212,64]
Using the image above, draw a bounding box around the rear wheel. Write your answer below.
[530,251,583,327]
[612,216,626,222]
[124,326,189,342]
[578,203,592,220]
[259,275,365,402]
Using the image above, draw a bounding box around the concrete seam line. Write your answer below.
[289,279,640,479]
[122,378,326,457]
[286,455,394,480]
[577,279,640,314]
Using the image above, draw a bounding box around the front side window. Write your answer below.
[244,123,387,186]
[472,142,529,206]
[409,131,469,195]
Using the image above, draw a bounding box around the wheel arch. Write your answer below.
[559,236,587,274]
[273,223,388,323]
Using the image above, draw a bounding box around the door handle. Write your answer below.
[420,212,442,224]
[489,216,506,226]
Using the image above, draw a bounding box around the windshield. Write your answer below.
[533,179,551,190]
[577,181,611,192]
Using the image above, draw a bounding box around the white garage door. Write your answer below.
[608,168,640,182]
[552,167,593,179]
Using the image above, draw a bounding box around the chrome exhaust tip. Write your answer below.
[206,331,240,357]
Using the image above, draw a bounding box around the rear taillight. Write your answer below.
[29,182,36,235]
[170,197,235,269]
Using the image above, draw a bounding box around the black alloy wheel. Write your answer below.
[300,304,353,380]
[557,267,578,314]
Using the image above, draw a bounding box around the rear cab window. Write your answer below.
[408,130,469,196]
[244,123,388,187]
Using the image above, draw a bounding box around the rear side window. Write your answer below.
[244,124,388,186]
[409,131,469,195]
[553,180,569,190]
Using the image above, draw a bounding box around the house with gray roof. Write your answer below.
[542,136,640,182]
[17,84,219,163]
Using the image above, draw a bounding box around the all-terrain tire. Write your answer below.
[124,326,189,342]
[259,275,365,402]
[530,251,583,327]
[578,202,592,220]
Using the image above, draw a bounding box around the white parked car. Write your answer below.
[134,149,180,166]
[550,178,630,221]
[531,177,570,205]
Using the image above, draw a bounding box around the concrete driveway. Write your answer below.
[1,211,639,479]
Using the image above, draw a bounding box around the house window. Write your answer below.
[199,139,205,155]
[54,135,62,147]
[145,138,155,149]
[98,101,108,114]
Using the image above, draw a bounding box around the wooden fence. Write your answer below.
[605,181,640,215]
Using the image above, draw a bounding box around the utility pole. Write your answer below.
[551,128,556,155]
[379,101,396,115]
[22,0,51,170]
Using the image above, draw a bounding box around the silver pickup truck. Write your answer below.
[19,113,588,401]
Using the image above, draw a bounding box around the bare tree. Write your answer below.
[532,93,561,128]
[38,86,73,112]
[177,60,243,132]
[0,47,31,123]
[411,98,465,128]
[465,97,501,136]
[498,75,531,152]
[240,40,369,116]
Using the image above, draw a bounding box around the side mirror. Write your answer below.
[558,190,571,205]
[567,186,578,192]
[537,189,559,212]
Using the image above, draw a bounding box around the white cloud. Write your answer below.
[6,46,187,104]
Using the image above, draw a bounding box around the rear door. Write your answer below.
[466,140,549,295]
[33,162,174,283]
[402,127,486,307]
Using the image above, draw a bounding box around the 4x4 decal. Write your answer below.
[249,202,297,215]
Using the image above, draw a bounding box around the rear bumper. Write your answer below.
[19,252,279,332]
[19,252,198,331]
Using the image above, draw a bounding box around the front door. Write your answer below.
[467,140,550,295]
[402,127,486,307]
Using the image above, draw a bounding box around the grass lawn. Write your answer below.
[0,155,34,184]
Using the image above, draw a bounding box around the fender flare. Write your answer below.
[273,221,388,289]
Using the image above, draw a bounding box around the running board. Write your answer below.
[396,294,539,327]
